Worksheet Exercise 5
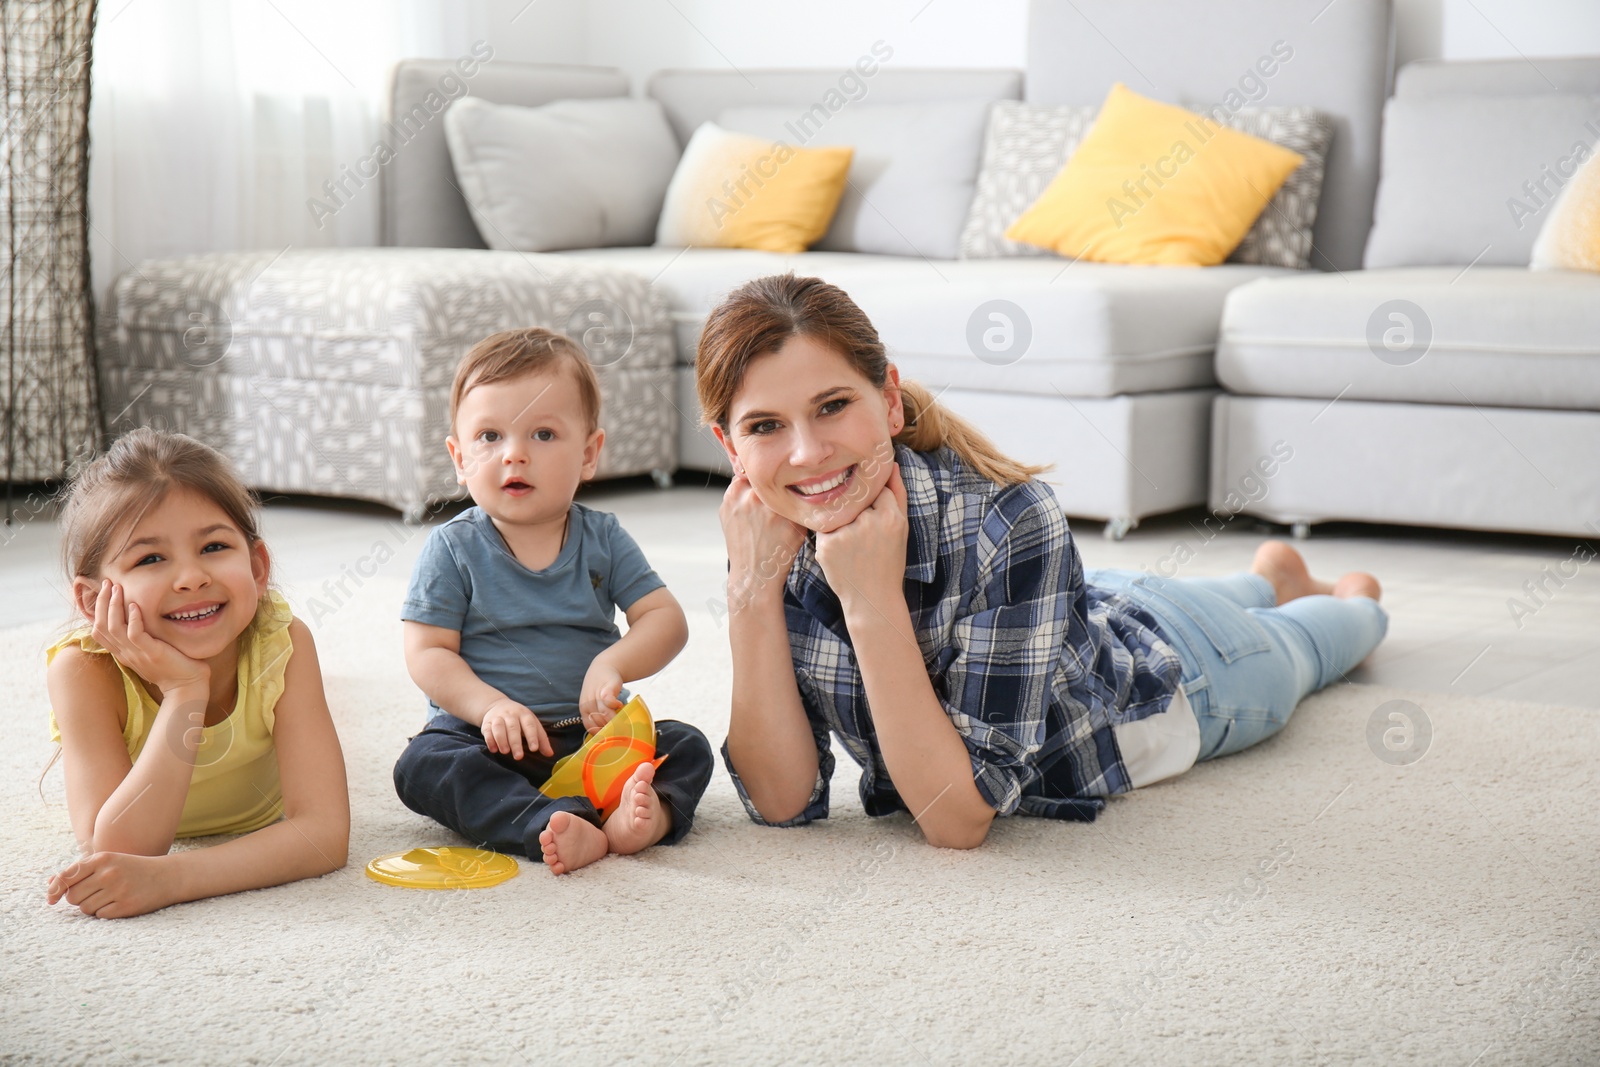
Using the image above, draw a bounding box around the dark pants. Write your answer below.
[392,712,714,858]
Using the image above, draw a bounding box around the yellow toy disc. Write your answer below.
[365,847,519,890]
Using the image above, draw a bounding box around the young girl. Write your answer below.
[43,427,349,917]
[701,273,1389,849]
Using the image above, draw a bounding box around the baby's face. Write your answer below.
[75,487,270,665]
[447,368,603,529]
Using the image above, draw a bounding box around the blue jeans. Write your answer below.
[1085,569,1389,761]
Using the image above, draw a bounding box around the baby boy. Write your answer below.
[393,327,713,874]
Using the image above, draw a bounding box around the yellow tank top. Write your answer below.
[45,590,296,838]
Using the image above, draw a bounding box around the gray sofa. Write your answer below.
[1213,57,1600,540]
[98,0,1410,535]
[370,0,1394,536]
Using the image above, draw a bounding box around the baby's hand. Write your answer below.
[580,662,626,733]
[479,698,551,760]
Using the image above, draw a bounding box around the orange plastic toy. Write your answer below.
[538,693,666,818]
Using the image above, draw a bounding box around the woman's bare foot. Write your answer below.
[1333,571,1382,601]
[603,761,672,856]
[1251,540,1335,605]
[538,811,609,875]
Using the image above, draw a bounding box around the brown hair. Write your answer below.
[696,274,1051,486]
[44,427,278,794]
[57,427,275,616]
[450,327,602,433]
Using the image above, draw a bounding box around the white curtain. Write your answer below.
[88,0,493,305]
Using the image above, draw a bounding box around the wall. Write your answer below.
[480,0,1600,89]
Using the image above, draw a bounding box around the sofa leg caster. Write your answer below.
[1103,517,1136,541]
[651,468,674,490]
[1291,521,1311,540]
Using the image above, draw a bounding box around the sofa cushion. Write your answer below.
[961,101,1333,268]
[383,60,630,250]
[1002,84,1306,267]
[1531,146,1600,273]
[557,247,1291,397]
[1208,107,1336,269]
[646,68,1022,144]
[443,97,681,252]
[717,100,992,260]
[959,103,1100,259]
[654,122,854,253]
[1024,0,1393,273]
[1363,93,1600,268]
[1217,267,1600,409]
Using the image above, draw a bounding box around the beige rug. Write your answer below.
[3,575,1596,1065]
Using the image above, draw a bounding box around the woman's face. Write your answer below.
[715,334,905,534]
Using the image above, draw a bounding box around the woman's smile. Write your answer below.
[788,464,856,503]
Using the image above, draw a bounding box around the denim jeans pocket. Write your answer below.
[1129,575,1273,665]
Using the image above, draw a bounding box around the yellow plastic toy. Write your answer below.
[365,846,518,889]
[539,693,667,819]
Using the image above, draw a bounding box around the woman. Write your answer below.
[700,274,1387,849]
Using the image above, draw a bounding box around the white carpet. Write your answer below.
[3,575,1596,1065]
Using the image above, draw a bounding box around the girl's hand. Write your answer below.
[480,698,552,760]
[579,662,626,732]
[815,464,910,616]
[91,580,210,696]
[46,851,176,919]
[720,471,808,612]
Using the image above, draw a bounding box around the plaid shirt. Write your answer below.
[722,444,1184,826]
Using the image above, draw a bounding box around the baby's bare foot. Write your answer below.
[1251,540,1336,605]
[603,761,672,856]
[538,810,608,875]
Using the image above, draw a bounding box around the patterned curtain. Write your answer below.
[1,0,99,515]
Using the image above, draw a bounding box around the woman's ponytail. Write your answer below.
[892,379,1052,486]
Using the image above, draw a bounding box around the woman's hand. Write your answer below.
[719,471,808,614]
[91,580,210,697]
[815,464,910,616]
[46,851,177,919]
[579,661,625,732]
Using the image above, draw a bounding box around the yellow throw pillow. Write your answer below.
[1530,147,1600,272]
[655,121,854,253]
[1005,83,1306,266]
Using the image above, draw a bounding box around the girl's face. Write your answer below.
[714,335,905,534]
[73,487,270,664]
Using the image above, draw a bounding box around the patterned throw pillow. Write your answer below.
[958,101,1334,269]
[958,103,1097,259]
[1216,107,1336,269]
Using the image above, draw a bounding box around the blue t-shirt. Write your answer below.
[401,503,665,724]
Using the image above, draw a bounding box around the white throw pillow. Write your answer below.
[443,96,682,252]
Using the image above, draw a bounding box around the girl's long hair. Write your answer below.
[695,274,1051,486]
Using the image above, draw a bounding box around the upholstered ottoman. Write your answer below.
[97,248,676,521]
